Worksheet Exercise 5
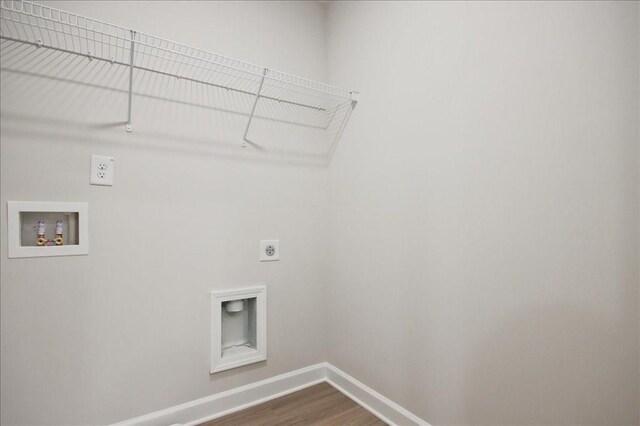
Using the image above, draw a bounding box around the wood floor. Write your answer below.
[200,382,387,426]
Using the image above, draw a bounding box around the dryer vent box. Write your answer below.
[210,285,267,373]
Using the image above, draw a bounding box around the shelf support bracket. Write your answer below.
[242,68,267,147]
[126,30,136,133]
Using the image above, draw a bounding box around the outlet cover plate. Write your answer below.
[90,155,115,186]
[260,240,279,262]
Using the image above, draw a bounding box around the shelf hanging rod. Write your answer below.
[242,68,267,148]
[126,29,135,132]
[0,35,330,113]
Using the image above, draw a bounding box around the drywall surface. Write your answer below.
[326,2,640,425]
[0,1,329,424]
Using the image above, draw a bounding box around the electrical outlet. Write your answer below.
[90,155,115,186]
[260,240,279,262]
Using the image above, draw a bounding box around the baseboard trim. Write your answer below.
[111,363,326,426]
[325,363,430,426]
[111,362,430,426]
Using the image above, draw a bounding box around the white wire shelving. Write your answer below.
[0,0,358,162]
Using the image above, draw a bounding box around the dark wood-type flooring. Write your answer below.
[200,382,387,426]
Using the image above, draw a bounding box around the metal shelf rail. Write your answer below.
[0,0,358,161]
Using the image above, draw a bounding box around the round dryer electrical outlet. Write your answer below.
[260,240,279,262]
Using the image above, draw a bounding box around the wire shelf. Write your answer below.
[0,0,357,163]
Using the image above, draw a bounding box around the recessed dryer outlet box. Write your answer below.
[210,285,267,374]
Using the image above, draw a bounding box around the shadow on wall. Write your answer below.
[0,40,347,167]
[458,304,633,425]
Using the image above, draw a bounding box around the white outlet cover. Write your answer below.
[260,240,279,262]
[90,155,115,186]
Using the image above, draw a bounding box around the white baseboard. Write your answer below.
[111,363,325,426]
[111,362,430,426]
[325,363,430,426]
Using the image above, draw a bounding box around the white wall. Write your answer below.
[325,2,640,425]
[0,2,330,424]
[2,2,639,425]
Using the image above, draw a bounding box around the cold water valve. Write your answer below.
[54,220,64,246]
